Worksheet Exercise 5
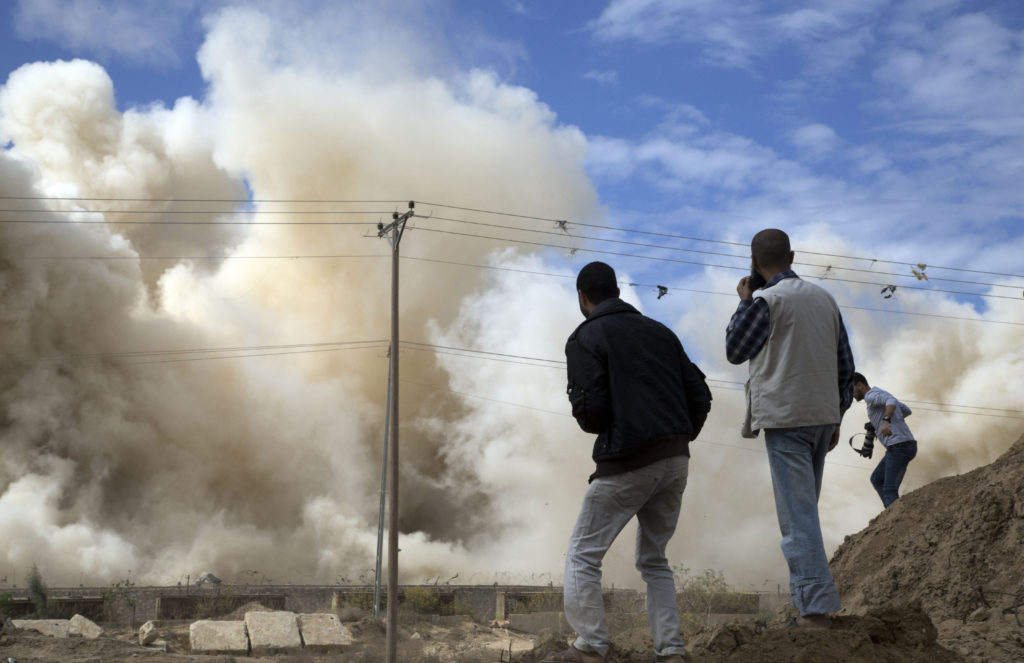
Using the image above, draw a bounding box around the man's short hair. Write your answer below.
[576,261,618,305]
[853,372,869,386]
[751,229,792,269]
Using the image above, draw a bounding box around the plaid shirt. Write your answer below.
[726,271,855,415]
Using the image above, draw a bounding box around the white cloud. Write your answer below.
[13,0,202,65]
[789,123,840,158]
[588,0,884,72]
[583,69,619,85]
[874,12,1024,136]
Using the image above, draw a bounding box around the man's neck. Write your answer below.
[760,266,791,281]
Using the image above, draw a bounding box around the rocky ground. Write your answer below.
[3,434,1021,662]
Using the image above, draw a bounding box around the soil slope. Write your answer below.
[830,432,1024,661]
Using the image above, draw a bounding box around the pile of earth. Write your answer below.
[830,431,1024,662]
[524,602,963,662]
[3,433,1020,662]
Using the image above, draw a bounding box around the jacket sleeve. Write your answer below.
[680,347,713,439]
[565,332,612,434]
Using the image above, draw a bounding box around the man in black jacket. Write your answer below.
[543,262,711,663]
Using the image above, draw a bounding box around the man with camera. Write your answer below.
[548,261,712,663]
[852,373,918,508]
[725,228,854,629]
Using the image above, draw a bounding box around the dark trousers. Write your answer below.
[870,440,918,507]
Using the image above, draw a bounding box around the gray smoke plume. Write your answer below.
[1,6,1020,596]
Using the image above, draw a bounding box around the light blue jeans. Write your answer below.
[764,425,842,616]
[563,456,689,659]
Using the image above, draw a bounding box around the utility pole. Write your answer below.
[377,201,414,663]
[373,347,391,619]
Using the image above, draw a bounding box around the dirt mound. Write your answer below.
[831,432,1024,662]
[517,603,962,662]
[687,602,963,663]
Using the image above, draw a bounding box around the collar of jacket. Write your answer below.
[582,297,640,323]
[762,269,799,289]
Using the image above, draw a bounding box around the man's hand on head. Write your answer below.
[737,276,754,301]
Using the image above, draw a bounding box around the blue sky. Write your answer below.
[4,1,1023,270]
[1,0,1023,588]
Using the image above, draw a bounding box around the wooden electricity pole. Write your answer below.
[377,201,414,663]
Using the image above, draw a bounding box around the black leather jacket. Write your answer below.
[566,298,712,478]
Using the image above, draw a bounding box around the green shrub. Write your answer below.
[27,564,49,618]
[674,566,756,632]
[404,586,439,614]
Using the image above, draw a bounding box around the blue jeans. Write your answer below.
[871,440,917,508]
[764,425,842,616]
[563,456,689,659]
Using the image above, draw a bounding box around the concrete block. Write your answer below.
[11,619,70,638]
[245,610,302,653]
[189,619,249,654]
[298,613,353,650]
[69,614,103,639]
[139,620,158,645]
[509,611,568,635]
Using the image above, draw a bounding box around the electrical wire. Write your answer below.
[4,194,1022,281]
[415,200,1024,280]
[400,378,871,471]
[399,254,1024,327]
[409,225,1024,301]
[6,336,1020,420]
[421,214,1021,291]
[0,196,405,204]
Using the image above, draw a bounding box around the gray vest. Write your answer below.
[742,277,842,437]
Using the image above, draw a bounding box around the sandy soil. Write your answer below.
[3,433,1021,662]
[0,616,536,662]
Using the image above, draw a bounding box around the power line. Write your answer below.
[421,214,1021,291]
[5,194,1022,281]
[6,336,1020,419]
[416,200,1024,280]
[0,196,404,204]
[2,247,1019,325]
[9,203,1016,289]
[400,378,870,471]
[4,340,388,366]
[5,254,389,261]
[409,225,1024,301]
[0,218,378,225]
[399,254,1024,327]
[0,209,388,216]
[405,342,1024,419]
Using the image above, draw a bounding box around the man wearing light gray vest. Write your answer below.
[725,228,855,629]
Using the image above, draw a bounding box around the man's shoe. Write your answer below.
[782,614,831,629]
[656,653,691,662]
[539,645,606,663]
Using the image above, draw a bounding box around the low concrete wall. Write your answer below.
[9,584,775,627]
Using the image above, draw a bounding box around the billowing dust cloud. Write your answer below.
[1,5,1021,596]
[0,6,597,587]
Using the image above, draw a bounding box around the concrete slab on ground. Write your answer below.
[299,613,353,649]
[189,619,249,654]
[509,611,569,635]
[12,619,70,638]
[69,614,104,639]
[139,620,158,645]
[245,610,302,653]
